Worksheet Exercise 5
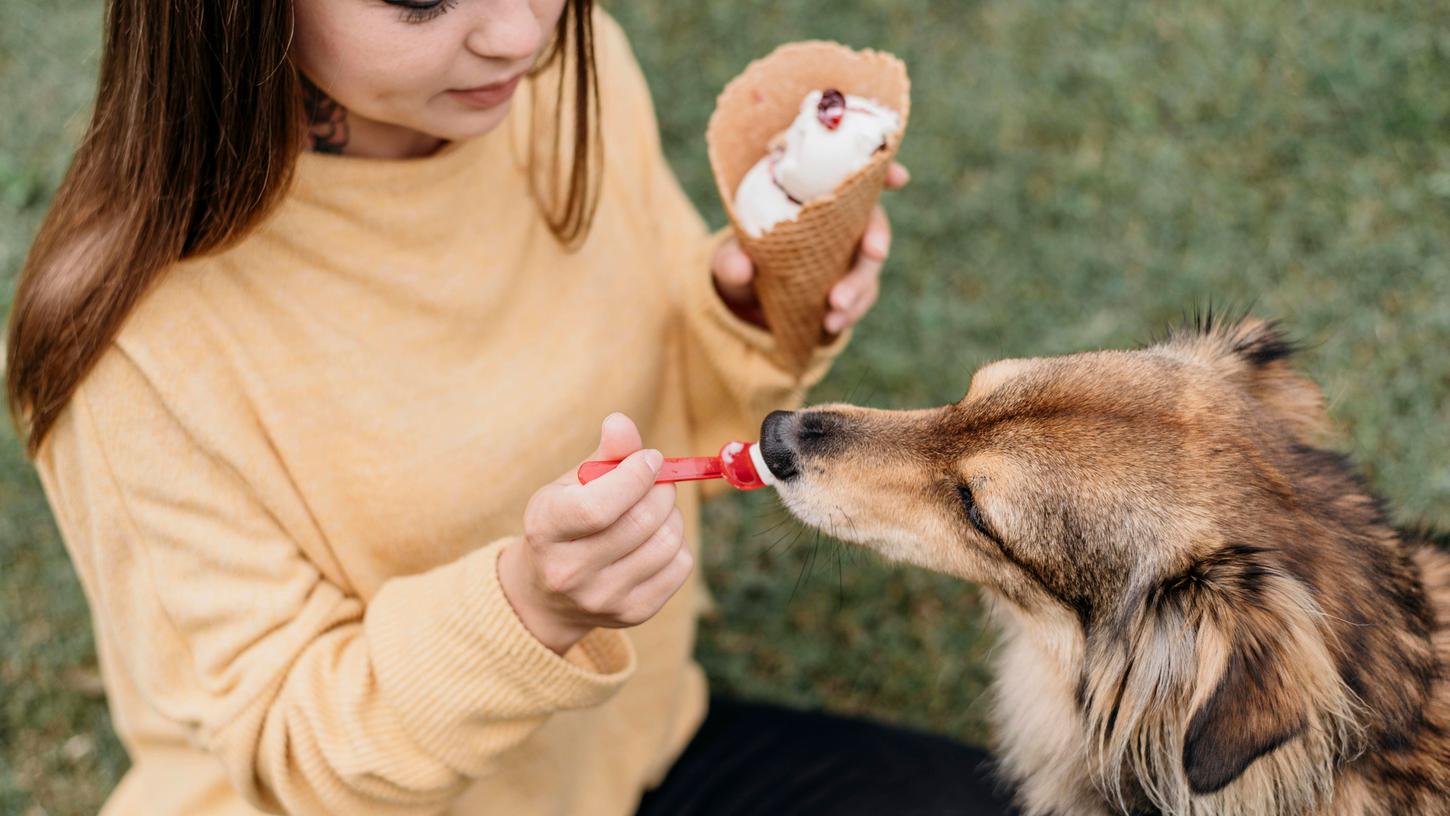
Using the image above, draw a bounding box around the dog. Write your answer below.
[756,316,1450,815]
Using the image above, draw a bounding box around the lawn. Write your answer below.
[3,0,1449,812]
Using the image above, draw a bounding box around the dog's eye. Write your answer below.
[957,484,997,540]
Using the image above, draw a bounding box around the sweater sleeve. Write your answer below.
[37,348,635,815]
[596,13,852,488]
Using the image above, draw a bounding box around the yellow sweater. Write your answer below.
[32,13,846,815]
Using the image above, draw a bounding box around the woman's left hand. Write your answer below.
[711,161,910,336]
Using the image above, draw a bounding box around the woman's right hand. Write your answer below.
[498,413,692,655]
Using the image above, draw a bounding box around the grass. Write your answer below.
[3,0,1449,812]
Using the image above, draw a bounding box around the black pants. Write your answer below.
[635,696,1019,815]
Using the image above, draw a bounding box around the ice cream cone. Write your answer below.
[707,41,911,371]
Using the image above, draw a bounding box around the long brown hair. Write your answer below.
[5,0,600,458]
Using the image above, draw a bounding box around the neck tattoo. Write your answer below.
[301,74,349,155]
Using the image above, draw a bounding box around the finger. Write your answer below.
[601,507,684,585]
[549,450,664,540]
[885,162,910,189]
[833,244,886,305]
[566,506,683,616]
[589,412,643,462]
[580,482,678,563]
[859,205,891,261]
[619,547,695,625]
[828,251,881,312]
[852,278,881,319]
[548,409,648,517]
[558,412,646,487]
[826,279,880,333]
[825,256,883,333]
[828,279,859,314]
[711,240,755,294]
[604,481,678,554]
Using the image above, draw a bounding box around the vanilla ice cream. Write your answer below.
[733,88,901,237]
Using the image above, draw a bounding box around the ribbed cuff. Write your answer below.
[365,539,636,775]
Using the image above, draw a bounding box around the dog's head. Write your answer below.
[761,317,1328,611]
[761,316,1433,810]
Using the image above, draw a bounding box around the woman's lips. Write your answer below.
[448,74,523,109]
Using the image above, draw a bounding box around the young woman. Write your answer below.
[6,1,1011,813]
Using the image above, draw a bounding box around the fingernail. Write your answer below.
[825,314,844,333]
[643,450,664,472]
[868,232,890,257]
[833,288,858,310]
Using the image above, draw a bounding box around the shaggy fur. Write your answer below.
[757,316,1450,815]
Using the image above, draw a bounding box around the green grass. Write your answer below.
[4,0,1450,812]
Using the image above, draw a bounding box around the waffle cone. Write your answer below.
[707,41,911,370]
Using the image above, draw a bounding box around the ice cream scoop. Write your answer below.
[733,88,901,237]
[577,441,776,491]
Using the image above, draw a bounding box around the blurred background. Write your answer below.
[3,0,1448,812]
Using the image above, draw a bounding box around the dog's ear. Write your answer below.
[1223,320,1323,432]
[1182,633,1307,794]
[1177,542,1333,795]
[1172,316,1329,442]
[1088,547,1354,807]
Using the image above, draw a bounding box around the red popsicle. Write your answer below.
[577,441,775,491]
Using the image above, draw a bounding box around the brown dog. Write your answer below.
[757,317,1450,815]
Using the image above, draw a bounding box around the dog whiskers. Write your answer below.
[819,507,846,609]
[750,503,790,524]
[838,505,868,567]
[752,514,794,539]
[835,538,846,609]
[790,529,818,601]
[839,360,875,406]
[765,523,805,557]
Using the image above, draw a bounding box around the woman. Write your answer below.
[6,1,1010,813]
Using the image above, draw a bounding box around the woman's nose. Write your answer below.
[465,1,548,64]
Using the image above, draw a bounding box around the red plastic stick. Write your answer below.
[577,456,723,484]
[577,441,773,491]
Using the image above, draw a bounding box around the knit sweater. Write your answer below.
[31,12,847,815]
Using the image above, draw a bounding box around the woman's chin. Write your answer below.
[431,99,516,140]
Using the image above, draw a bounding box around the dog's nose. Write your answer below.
[758,410,801,481]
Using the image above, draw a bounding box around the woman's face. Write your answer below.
[292,0,568,156]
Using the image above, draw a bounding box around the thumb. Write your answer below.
[590,412,645,461]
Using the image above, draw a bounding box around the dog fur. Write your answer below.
[757,316,1450,815]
